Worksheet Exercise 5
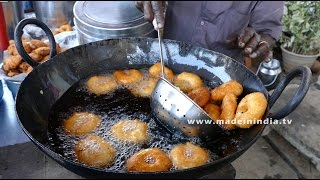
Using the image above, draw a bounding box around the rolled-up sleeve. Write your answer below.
[249,1,284,41]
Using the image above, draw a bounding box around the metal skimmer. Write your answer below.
[150,28,223,139]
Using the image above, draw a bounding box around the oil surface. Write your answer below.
[47,70,246,172]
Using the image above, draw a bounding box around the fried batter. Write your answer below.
[148,62,175,82]
[86,75,118,95]
[170,142,209,170]
[187,86,210,107]
[220,93,237,130]
[64,112,101,136]
[204,104,221,121]
[129,77,158,98]
[113,69,144,86]
[75,134,116,168]
[28,52,43,62]
[174,72,203,93]
[111,119,148,144]
[211,80,243,101]
[235,92,267,128]
[126,148,172,172]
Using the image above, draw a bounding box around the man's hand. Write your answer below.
[135,1,166,30]
[227,27,275,62]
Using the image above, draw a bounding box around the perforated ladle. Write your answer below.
[150,28,223,139]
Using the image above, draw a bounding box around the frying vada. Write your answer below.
[148,62,175,82]
[126,148,172,172]
[113,69,144,86]
[204,104,221,121]
[64,112,101,136]
[129,77,158,98]
[174,72,203,93]
[235,92,267,128]
[86,75,118,95]
[75,134,116,168]
[187,86,210,107]
[170,142,209,170]
[111,119,148,144]
[211,80,243,101]
[220,93,237,130]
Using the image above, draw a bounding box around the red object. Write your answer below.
[0,3,9,52]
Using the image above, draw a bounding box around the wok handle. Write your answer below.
[268,66,311,119]
[14,18,56,68]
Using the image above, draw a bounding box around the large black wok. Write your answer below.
[14,19,311,178]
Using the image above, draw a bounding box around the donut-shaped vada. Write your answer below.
[129,77,158,98]
[211,80,243,101]
[75,134,116,168]
[126,148,172,172]
[64,112,101,136]
[170,142,209,170]
[187,87,210,107]
[174,72,203,93]
[86,75,118,95]
[204,104,221,122]
[113,69,144,86]
[235,92,267,128]
[111,119,149,144]
[220,93,237,130]
[148,63,175,82]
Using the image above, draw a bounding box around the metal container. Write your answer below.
[256,59,282,90]
[73,1,156,44]
[33,1,76,30]
[1,1,24,39]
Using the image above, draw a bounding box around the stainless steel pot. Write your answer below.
[73,1,156,44]
[1,1,24,39]
[33,1,76,30]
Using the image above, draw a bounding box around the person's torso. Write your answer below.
[164,1,258,62]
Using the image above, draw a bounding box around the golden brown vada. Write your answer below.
[187,86,210,107]
[148,62,175,82]
[75,134,116,168]
[204,104,221,121]
[126,148,172,172]
[210,80,243,101]
[64,112,101,136]
[113,69,144,86]
[111,119,148,144]
[174,72,203,93]
[170,142,209,170]
[86,75,118,95]
[129,77,158,98]
[220,93,237,130]
[235,92,267,128]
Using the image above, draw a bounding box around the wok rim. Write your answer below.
[15,37,269,177]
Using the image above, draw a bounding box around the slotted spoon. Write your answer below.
[150,28,223,139]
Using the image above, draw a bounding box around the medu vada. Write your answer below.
[148,62,175,82]
[170,142,209,170]
[187,86,210,107]
[174,72,203,93]
[86,75,118,95]
[111,119,149,144]
[126,148,172,172]
[129,77,158,98]
[220,93,238,130]
[235,92,267,128]
[211,80,243,101]
[74,134,116,168]
[64,112,101,136]
[113,69,144,86]
[204,104,221,121]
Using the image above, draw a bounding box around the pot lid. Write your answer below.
[83,1,143,24]
[73,1,154,39]
[74,1,146,28]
